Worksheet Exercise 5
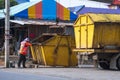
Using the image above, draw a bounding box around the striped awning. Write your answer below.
[14,0,77,21]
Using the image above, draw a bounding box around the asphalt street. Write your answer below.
[0,67,120,80]
[0,69,70,80]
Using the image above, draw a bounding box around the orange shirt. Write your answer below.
[19,41,32,55]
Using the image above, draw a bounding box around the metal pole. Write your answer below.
[5,0,10,68]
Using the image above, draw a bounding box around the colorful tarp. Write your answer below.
[15,0,77,21]
[76,7,120,15]
[0,1,41,19]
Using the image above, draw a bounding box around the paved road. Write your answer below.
[0,67,120,80]
[0,69,70,80]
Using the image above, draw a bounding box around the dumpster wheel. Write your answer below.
[116,56,120,70]
[99,59,110,70]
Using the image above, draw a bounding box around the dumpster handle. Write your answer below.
[66,37,72,66]
[53,36,63,66]
[54,36,63,54]
[41,46,47,66]
[30,46,36,61]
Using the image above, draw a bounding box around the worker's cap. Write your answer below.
[24,38,29,41]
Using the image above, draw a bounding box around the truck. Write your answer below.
[73,13,120,70]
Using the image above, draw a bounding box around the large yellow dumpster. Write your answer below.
[74,13,120,51]
[30,34,77,67]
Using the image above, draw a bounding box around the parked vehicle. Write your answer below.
[73,13,120,70]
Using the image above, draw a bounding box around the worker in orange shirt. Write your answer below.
[18,38,32,68]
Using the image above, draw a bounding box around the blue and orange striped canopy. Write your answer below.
[15,0,77,21]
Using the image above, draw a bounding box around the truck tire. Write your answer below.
[99,59,110,70]
[116,56,120,70]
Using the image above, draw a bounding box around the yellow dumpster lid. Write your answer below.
[74,13,120,25]
[88,13,120,22]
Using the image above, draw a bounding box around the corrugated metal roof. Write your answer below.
[90,0,112,3]
[0,0,41,19]
[57,0,109,8]
[77,7,120,14]
[15,0,30,4]
[69,6,84,13]
[10,19,73,26]
[87,13,120,22]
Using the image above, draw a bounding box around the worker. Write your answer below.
[18,38,32,68]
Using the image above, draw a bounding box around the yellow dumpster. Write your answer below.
[30,34,77,67]
[74,13,120,51]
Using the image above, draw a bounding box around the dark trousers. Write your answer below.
[18,54,26,68]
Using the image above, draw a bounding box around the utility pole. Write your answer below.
[5,0,10,68]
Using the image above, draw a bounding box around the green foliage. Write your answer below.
[0,0,4,9]
[10,0,18,7]
[0,0,18,9]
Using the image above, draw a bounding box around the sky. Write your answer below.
[30,0,109,8]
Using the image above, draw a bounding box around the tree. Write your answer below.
[0,0,18,9]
